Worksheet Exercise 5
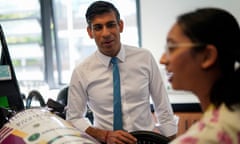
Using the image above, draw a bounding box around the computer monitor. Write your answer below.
[0,24,24,112]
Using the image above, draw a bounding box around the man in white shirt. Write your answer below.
[66,1,177,144]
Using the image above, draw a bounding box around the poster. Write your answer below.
[0,108,98,144]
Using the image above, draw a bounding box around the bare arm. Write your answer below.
[86,126,107,142]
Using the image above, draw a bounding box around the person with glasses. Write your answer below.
[66,1,177,144]
[160,7,240,143]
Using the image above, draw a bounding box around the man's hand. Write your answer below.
[86,127,137,144]
[106,130,137,144]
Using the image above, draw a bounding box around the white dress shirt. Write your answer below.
[66,44,177,136]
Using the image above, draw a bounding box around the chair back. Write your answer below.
[25,90,46,109]
[56,86,68,105]
[130,130,170,144]
[49,86,93,123]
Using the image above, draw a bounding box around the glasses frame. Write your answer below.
[165,42,206,58]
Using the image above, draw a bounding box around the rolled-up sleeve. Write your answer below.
[149,53,178,137]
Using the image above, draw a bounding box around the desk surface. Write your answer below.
[168,90,201,112]
[168,90,199,104]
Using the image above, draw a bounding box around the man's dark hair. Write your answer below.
[85,1,121,26]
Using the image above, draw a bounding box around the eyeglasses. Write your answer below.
[165,42,206,58]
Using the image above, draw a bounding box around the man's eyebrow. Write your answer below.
[92,23,102,27]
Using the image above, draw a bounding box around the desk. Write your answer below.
[168,90,199,104]
[167,90,202,136]
[167,90,202,112]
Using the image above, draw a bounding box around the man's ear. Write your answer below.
[119,20,124,33]
[87,26,94,39]
[201,44,218,69]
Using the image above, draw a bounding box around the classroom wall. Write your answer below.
[140,0,240,63]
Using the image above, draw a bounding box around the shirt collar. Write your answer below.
[96,44,126,67]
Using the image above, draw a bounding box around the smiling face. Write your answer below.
[87,11,123,57]
[160,23,205,91]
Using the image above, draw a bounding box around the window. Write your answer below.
[53,0,139,84]
[0,0,45,95]
[0,0,139,96]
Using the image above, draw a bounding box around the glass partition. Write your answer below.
[0,0,44,94]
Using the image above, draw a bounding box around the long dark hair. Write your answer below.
[177,8,240,109]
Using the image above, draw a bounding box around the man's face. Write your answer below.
[87,11,123,57]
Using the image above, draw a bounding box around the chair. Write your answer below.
[56,86,68,105]
[47,98,66,119]
[48,86,94,123]
[25,90,46,109]
[130,130,170,144]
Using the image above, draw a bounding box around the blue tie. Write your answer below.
[111,57,123,130]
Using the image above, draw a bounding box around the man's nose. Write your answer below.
[102,26,111,37]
